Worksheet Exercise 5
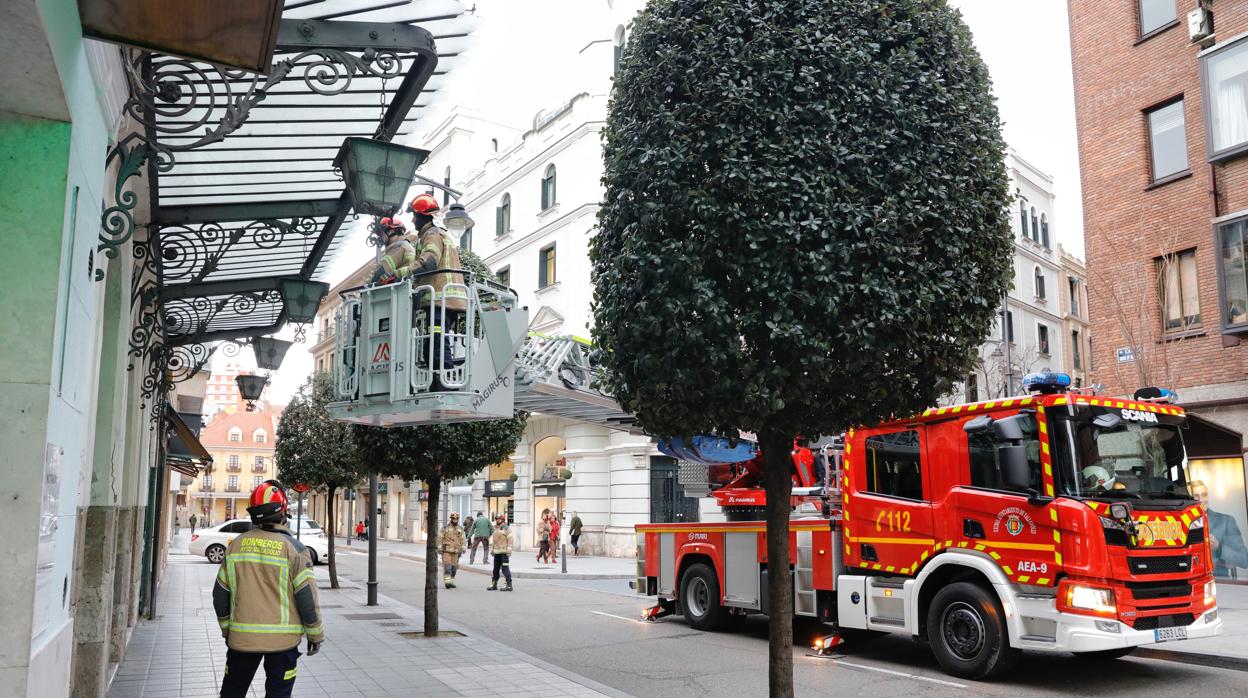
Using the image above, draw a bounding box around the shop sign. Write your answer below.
[486,479,514,497]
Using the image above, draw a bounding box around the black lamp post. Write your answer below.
[334,137,430,217]
[236,374,268,412]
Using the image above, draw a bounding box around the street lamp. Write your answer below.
[442,202,475,233]
[236,374,268,412]
[279,278,329,342]
[251,336,293,371]
[334,137,430,216]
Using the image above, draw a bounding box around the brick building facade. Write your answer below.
[1070,0,1248,577]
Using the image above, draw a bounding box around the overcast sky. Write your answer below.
[267,0,1084,404]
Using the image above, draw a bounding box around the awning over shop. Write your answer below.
[116,1,477,347]
[1185,413,1244,460]
[166,407,212,476]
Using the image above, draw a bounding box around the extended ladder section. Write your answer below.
[512,334,642,433]
[328,271,528,426]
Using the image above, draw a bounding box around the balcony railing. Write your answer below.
[226,464,241,472]
[252,465,267,473]
[225,484,240,492]
[201,484,215,492]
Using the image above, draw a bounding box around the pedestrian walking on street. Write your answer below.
[214,481,323,698]
[549,513,561,564]
[469,511,492,564]
[462,514,474,541]
[487,513,514,591]
[570,512,582,556]
[536,509,551,564]
[355,520,365,541]
[189,513,198,537]
[437,512,467,588]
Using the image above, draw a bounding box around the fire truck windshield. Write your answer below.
[1054,407,1192,501]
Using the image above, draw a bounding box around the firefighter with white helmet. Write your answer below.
[214,481,324,697]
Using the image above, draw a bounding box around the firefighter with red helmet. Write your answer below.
[372,216,415,285]
[214,481,324,698]
[408,193,468,387]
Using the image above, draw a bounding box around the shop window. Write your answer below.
[1216,216,1248,331]
[1157,248,1201,332]
[1146,99,1188,181]
[864,430,924,500]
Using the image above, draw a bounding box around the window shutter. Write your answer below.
[539,249,548,287]
[496,206,504,236]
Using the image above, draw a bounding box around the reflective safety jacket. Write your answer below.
[490,525,514,555]
[414,223,467,311]
[374,238,416,284]
[213,523,325,653]
[437,524,467,555]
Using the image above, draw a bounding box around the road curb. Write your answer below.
[1134,647,1248,673]
[388,552,634,580]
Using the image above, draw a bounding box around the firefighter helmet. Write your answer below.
[379,216,406,237]
[408,193,441,215]
[247,481,288,525]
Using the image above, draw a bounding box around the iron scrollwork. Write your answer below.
[164,290,283,341]
[158,217,319,284]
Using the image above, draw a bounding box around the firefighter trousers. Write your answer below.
[220,647,300,698]
[492,553,512,583]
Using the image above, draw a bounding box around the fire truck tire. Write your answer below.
[1073,647,1136,660]
[680,563,730,631]
[926,582,1019,680]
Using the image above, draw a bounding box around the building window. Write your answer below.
[1068,277,1080,316]
[965,373,979,403]
[863,430,924,501]
[1038,324,1050,356]
[1202,37,1248,161]
[228,475,238,491]
[1034,266,1046,299]
[1040,214,1050,248]
[204,475,213,489]
[496,193,511,236]
[228,428,241,442]
[253,476,263,489]
[228,455,240,468]
[253,429,266,443]
[1030,208,1039,242]
[496,266,510,288]
[491,137,498,152]
[443,166,452,207]
[1019,202,1028,239]
[1072,330,1082,370]
[539,244,556,288]
[460,226,473,251]
[1218,217,1248,330]
[1146,99,1187,181]
[254,455,264,467]
[1006,310,1014,343]
[540,164,557,210]
[1157,248,1201,331]
[613,24,626,74]
[1138,0,1177,37]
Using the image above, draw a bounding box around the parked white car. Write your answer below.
[190,518,329,565]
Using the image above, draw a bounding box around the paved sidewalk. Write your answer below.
[384,542,634,580]
[107,554,630,697]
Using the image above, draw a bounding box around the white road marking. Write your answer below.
[828,658,967,688]
[591,610,650,624]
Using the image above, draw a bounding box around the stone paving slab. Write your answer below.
[107,553,631,697]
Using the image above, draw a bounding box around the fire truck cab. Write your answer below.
[635,374,1222,680]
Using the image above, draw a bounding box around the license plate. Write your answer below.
[1154,626,1188,642]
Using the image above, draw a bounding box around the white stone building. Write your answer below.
[961,151,1070,402]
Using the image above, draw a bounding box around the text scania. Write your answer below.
[471,374,510,409]
[1121,408,1159,423]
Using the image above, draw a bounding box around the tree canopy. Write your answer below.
[592,0,1013,440]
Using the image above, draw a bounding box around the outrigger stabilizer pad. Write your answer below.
[809,632,845,658]
[641,602,674,622]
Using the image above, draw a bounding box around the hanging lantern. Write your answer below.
[236,374,269,412]
[279,279,329,325]
[252,336,293,371]
[334,137,429,216]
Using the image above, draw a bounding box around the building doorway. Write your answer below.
[650,456,700,523]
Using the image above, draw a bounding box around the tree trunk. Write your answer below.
[424,470,442,636]
[759,425,795,698]
[327,485,339,589]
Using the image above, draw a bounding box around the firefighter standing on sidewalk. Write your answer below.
[487,513,515,591]
[437,511,467,588]
[214,481,324,698]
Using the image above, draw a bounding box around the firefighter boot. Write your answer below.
[443,574,453,589]
[487,581,498,591]
[502,580,513,592]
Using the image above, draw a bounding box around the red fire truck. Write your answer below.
[634,373,1222,679]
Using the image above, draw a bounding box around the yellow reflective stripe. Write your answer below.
[293,568,314,587]
[228,622,304,633]
[226,553,292,626]
[302,623,323,635]
[284,669,297,680]
[217,618,230,629]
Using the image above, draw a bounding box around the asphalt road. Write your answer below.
[328,550,1247,697]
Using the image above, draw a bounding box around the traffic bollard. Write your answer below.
[561,543,567,574]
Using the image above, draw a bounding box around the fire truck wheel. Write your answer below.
[926,582,1019,680]
[1073,647,1136,660]
[680,563,730,631]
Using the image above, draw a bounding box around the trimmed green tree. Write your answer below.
[352,252,527,635]
[592,1,1013,694]
[276,371,369,589]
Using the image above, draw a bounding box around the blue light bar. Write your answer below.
[1022,370,1071,394]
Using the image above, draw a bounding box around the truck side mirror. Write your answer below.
[963,415,993,434]
[999,445,1032,492]
[992,415,1026,441]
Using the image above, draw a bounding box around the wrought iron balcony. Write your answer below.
[252,464,268,473]
[201,484,215,492]
[226,464,241,472]
[225,484,240,492]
